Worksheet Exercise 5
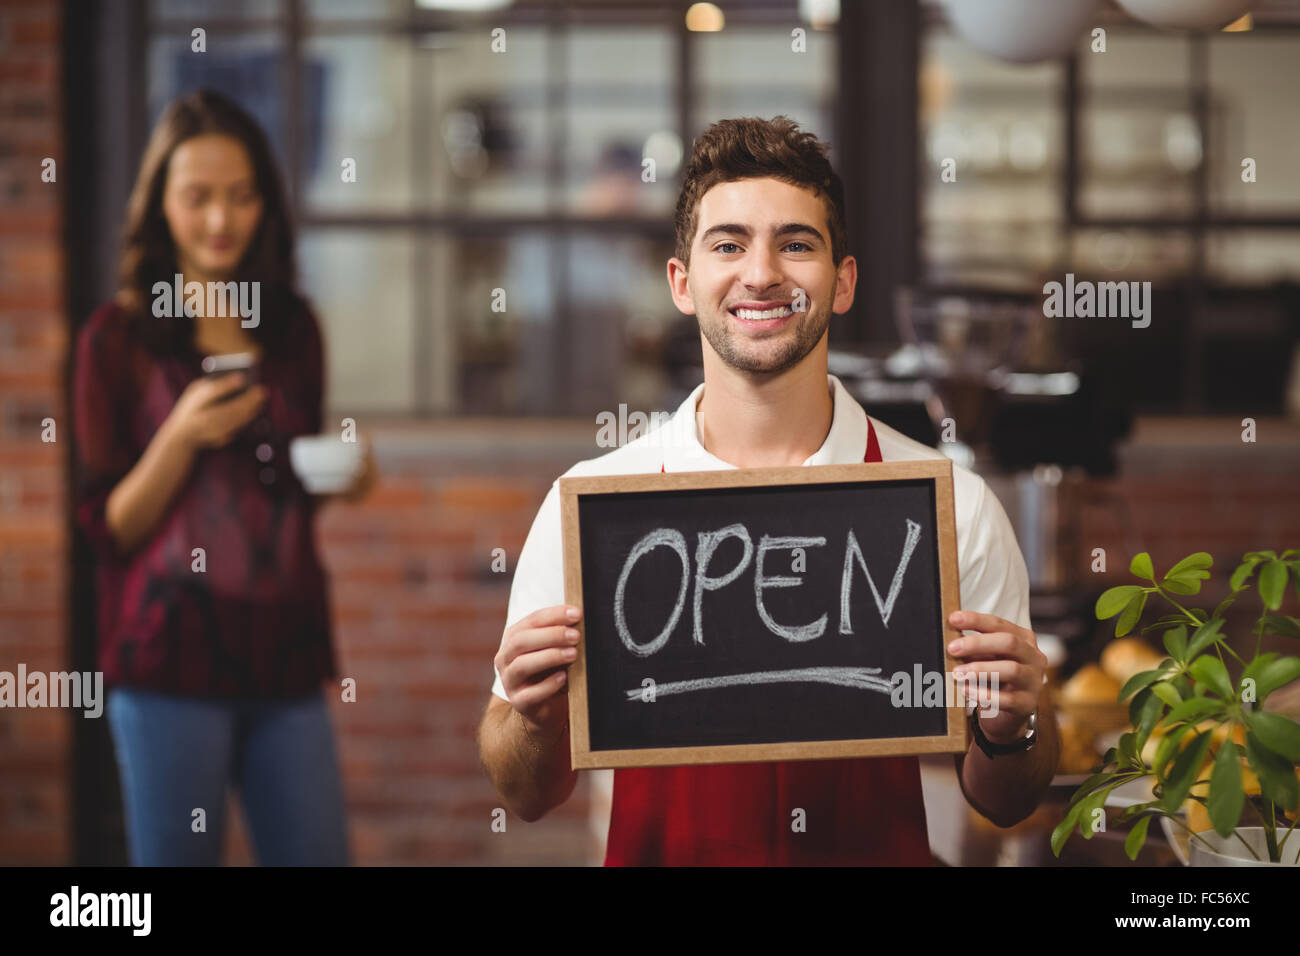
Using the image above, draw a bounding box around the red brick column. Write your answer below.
[0,0,68,864]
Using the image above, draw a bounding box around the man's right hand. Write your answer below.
[494,604,582,740]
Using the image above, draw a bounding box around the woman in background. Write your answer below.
[73,89,374,866]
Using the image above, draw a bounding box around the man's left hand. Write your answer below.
[947,610,1047,745]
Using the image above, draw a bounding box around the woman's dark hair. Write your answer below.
[116,88,302,356]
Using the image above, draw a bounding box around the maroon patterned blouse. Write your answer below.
[73,301,337,699]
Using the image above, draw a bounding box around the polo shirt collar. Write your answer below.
[659,373,870,472]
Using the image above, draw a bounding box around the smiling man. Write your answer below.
[477,116,1058,865]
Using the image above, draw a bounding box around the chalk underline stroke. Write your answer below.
[624,666,893,701]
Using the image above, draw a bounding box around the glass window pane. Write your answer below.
[562,27,678,216]
[1207,232,1300,283]
[301,36,414,211]
[148,34,288,167]
[923,224,1064,288]
[305,0,407,20]
[1207,34,1300,216]
[426,233,559,414]
[1077,31,1196,219]
[692,26,836,144]
[563,233,678,414]
[299,230,416,413]
[424,232,678,416]
[151,0,280,19]
[425,27,550,215]
[1067,228,1195,282]
[919,28,1062,285]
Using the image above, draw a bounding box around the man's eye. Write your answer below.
[715,242,740,254]
[785,242,812,253]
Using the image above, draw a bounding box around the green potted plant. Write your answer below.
[1052,549,1300,865]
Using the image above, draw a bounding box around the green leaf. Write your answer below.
[1161,575,1201,596]
[1165,570,1211,591]
[1131,552,1155,581]
[1230,558,1262,592]
[1115,800,1155,825]
[1244,732,1299,811]
[1186,619,1225,659]
[1070,771,1119,803]
[1167,552,1213,577]
[1134,690,1166,752]
[1260,615,1300,640]
[1124,814,1152,861]
[1244,710,1300,762]
[1116,592,1148,636]
[1151,681,1182,708]
[1162,625,1188,662]
[1097,585,1142,620]
[1189,656,1234,700]
[1160,731,1213,813]
[1078,788,1110,840]
[1260,560,1287,610]
[1051,797,1086,857]
[1212,595,1237,620]
[1256,656,1300,701]
[1240,652,1278,696]
[1161,695,1220,728]
[1208,741,1244,838]
[1153,723,1194,776]
[1118,668,1164,702]
[1117,731,1138,764]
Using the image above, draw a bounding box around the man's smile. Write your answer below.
[727,299,796,329]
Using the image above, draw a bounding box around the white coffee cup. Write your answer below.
[289,435,364,494]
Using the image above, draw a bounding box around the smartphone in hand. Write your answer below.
[200,352,259,402]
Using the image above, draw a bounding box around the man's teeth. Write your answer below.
[733,306,792,320]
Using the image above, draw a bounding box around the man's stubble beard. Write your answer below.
[697,298,832,375]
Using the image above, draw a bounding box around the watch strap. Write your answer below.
[971,710,1037,758]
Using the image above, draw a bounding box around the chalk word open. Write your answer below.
[613,519,923,698]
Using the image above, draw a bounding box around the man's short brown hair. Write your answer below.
[673,115,848,269]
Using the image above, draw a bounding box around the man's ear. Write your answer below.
[666,257,697,316]
[831,254,857,315]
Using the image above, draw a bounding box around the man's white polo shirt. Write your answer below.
[490,373,1031,701]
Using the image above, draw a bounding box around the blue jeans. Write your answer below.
[106,686,350,866]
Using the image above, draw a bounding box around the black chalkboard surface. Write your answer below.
[559,460,966,769]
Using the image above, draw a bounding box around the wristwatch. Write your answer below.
[970,710,1037,758]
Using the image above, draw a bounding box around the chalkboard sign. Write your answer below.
[560,460,967,769]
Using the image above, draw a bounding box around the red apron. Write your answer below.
[604,415,932,865]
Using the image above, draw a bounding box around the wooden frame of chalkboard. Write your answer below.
[560,460,968,769]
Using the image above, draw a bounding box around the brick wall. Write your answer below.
[316,437,596,865]
[1073,429,1300,666]
[0,0,67,864]
[219,425,601,865]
